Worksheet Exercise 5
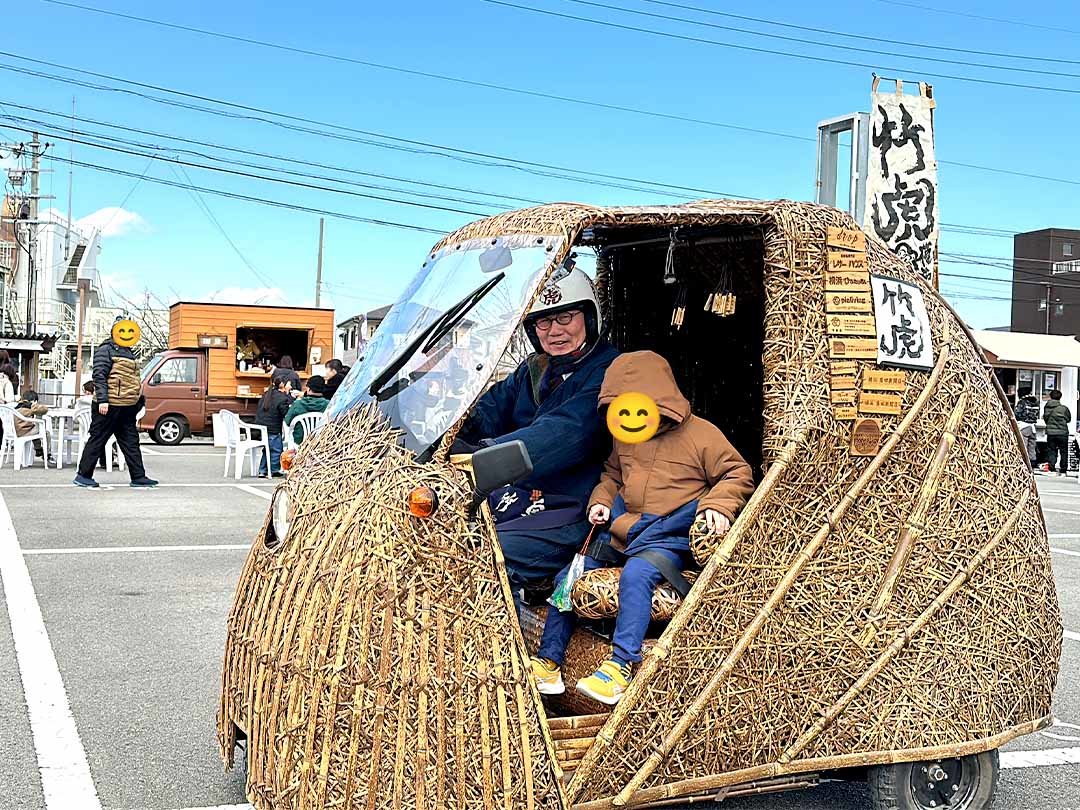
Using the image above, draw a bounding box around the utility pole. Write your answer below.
[73,277,89,396]
[26,132,41,335]
[315,217,325,307]
[65,97,75,260]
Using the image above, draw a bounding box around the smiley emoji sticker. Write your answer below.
[111,317,141,348]
[607,391,661,444]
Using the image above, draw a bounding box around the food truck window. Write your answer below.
[235,327,311,372]
[152,357,198,385]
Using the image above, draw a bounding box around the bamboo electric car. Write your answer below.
[218,200,1061,810]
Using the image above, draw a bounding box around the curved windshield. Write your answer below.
[328,233,564,452]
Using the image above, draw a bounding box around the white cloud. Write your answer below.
[75,207,148,238]
[207,286,291,306]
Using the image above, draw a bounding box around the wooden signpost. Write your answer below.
[863,370,908,392]
[850,418,883,456]
[826,314,876,336]
[859,392,903,416]
[827,251,869,272]
[826,291,875,313]
[826,227,866,252]
[830,338,878,360]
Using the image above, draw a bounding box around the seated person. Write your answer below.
[76,379,95,410]
[454,265,619,597]
[285,375,329,445]
[15,391,48,434]
[530,351,753,705]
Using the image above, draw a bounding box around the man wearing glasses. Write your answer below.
[455,264,619,601]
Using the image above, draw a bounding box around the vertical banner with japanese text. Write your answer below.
[870,274,935,370]
[864,80,939,288]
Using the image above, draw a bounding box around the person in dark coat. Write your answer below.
[1013,387,1039,467]
[274,354,302,394]
[455,265,619,595]
[323,358,350,400]
[255,374,293,477]
[1043,389,1072,476]
[74,318,157,488]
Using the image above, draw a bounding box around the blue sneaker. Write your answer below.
[73,474,99,488]
[129,477,159,488]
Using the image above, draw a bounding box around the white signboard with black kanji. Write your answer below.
[871,274,934,370]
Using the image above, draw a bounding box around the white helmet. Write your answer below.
[524,263,603,353]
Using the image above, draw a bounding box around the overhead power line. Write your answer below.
[0,99,545,207]
[637,0,1080,66]
[560,0,1080,80]
[0,55,742,201]
[480,0,1080,95]
[25,5,1080,190]
[868,0,1080,37]
[0,121,499,218]
[40,152,450,235]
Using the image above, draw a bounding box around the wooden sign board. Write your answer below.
[859,392,903,416]
[830,338,878,360]
[827,227,866,252]
[826,314,876,336]
[830,361,858,376]
[850,418,883,456]
[825,271,871,293]
[827,251,869,272]
[830,374,857,390]
[834,406,857,421]
[825,291,874,313]
[831,389,857,405]
[863,369,907,392]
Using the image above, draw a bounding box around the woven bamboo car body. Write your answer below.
[218,200,1061,809]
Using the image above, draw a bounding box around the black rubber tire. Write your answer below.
[151,415,187,446]
[869,750,999,810]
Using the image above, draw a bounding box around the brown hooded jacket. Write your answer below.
[589,351,754,548]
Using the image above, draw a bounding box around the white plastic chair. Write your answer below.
[0,405,49,470]
[66,408,92,466]
[283,411,327,451]
[104,407,146,472]
[221,410,270,479]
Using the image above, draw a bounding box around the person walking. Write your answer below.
[73,318,158,488]
[1043,389,1072,477]
[255,374,292,477]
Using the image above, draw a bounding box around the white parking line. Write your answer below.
[1066,630,1080,643]
[0,493,101,808]
[1002,747,1080,769]
[234,484,272,501]
[1054,547,1080,558]
[22,544,250,555]
[1043,508,1080,516]
[0,483,273,489]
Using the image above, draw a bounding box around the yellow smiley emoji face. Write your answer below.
[607,392,660,444]
[111,318,141,347]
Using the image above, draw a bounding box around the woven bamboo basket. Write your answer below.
[218,200,1060,810]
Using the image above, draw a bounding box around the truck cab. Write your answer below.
[139,349,210,444]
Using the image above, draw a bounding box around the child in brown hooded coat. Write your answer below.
[532,351,753,705]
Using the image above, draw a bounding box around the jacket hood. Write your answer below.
[598,350,690,423]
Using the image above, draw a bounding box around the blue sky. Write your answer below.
[3,0,1079,327]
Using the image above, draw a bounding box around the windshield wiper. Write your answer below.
[368,272,505,399]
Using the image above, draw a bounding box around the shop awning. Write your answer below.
[971,329,1080,369]
[0,332,57,353]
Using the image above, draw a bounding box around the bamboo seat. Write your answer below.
[569,566,699,621]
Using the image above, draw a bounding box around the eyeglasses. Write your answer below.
[532,310,581,331]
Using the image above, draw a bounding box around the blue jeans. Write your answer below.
[258,433,283,476]
[537,548,686,667]
[497,519,591,592]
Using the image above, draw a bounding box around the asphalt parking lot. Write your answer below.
[0,445,1077,810]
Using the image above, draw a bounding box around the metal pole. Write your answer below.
[27,133,40,335]
[73,278,88,397]
[65,97,74,260]
[315,217,324,307]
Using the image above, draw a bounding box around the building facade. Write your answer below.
[1010,227,1080,335]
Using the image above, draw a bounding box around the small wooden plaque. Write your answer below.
[863,370,908,392]
[859,392,903,416]
[824,271,871,293]
[850,418,883,456]
[827,251,869,272]
[830,361,858,376]
[825,291,874,313]
[827,226,866,252]
[834,406,857,421]
[830,337,878,359]
[830,374,857,390]
[827,314,876,336]
[831,389,857,405]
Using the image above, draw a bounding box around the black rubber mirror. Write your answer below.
[472,440,532,495]
[150,373,162,386]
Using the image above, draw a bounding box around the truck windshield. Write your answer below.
[328,233,564,453]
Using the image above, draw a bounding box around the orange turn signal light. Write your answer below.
[408,486,439,518]
[280,449,297,471]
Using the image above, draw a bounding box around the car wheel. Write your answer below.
[869,750,998,810]
[152,416,186,446]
